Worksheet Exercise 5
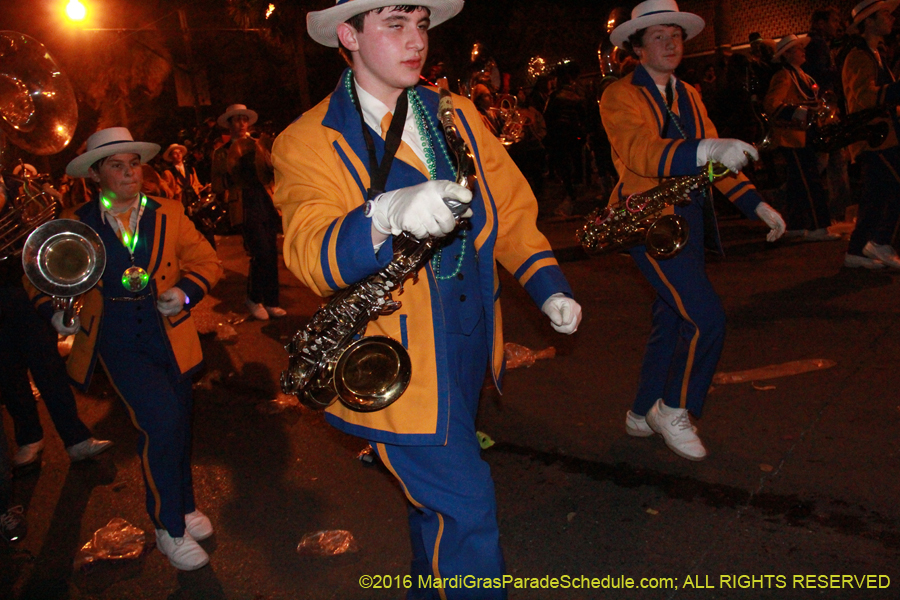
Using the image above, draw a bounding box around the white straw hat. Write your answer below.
[850,0,900,28]
[773,34,811,60]
[66,127,160,178]
[217,104,258,129]
[162,143,188,162]
[609,0,705,49]
[307,0,464,48]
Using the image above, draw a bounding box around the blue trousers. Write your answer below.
[848,148,900,255]
[97,300,195,537]
[779,147,831,231]
[370,317,506,600]
[629,200,726,417]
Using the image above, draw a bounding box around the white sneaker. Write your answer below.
[844,253,884,269]
[645,399,707,461]
[185,510,214,541]
[66,438,113,462]
[264,305,287,318]
[246,299,269,320]
[13,439,44,467]
[863,242,900,269]
[625,411,654,437]
[156,529,209,570]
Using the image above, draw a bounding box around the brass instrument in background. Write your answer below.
[752,92,889,154]
[280,89,478,413]
[0,32,104,329]
[0,30,80,260]
[577,164,729,259]
[806,105,890,153]
[0,167,58,258]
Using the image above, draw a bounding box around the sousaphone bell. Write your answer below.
[22,219,105,327]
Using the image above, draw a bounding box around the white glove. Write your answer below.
[370,180,473,239]
[157,287,187,316]
[754,202,786,242]
[51,311,80,336]
[697,138,759,173]
[541,293,582,334]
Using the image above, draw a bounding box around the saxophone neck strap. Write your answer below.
[348,77,410,200]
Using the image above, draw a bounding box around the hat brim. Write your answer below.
[307,0,464,48]
[66,141,161,178]
[163,144,188,162]
[217,109,259,128]
[851,0,900,28]
[773,36,811,60]
[609,11,705,48]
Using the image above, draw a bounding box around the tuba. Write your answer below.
[0,32,104,325]
[0,31,79,260]
[281,89,477,412]
[577,164,729,259]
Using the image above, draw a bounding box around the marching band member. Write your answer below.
[600,0,785,461]
[841,0,900,269]
[161,143,205,208]
[272,1,581,596]
[764,34,840,241]
[27,127,222,570]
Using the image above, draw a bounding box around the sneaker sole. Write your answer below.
[625,425,655,438]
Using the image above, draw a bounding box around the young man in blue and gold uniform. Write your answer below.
[600,0,786,461]
[28,127,222,571]
[272,1,581,597]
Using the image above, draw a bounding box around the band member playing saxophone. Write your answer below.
[272,1,580,596]
[600,0,785,461]
[841,0,900,269]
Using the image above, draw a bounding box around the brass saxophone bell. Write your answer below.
[645,214,690,259]
[332,336,412,412]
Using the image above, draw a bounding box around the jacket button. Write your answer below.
[460,294,466,302]
[457,272,464,280]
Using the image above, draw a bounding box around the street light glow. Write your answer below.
[66,0,87,21]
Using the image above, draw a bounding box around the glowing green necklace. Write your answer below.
[103,194,150,292]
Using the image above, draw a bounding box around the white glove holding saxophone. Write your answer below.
[369,180,473,239]
[51,311,80,336]
[157,287,187,316]
[697,138,759,173]
[541,293,582,334]
[754,202,786,242]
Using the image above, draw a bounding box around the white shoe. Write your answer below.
[863,242,900,269]
[156,529,209,570]
[844,252,885,269]
[645,399,707,461]
[264,305,287,318]
[13,439,44,467]
[246,299,269,320]
[66,438,113,462]
[185,510,214,541]
[625,411,654,437]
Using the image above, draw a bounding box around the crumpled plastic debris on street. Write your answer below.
[504,342,556,370]
[73,518,146,571]
[712,359,836,385]
[296,530,359,556]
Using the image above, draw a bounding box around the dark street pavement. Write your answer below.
[2,193,899,600]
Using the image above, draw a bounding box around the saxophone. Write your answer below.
[577,163,728,259]
[280,89,477,412]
